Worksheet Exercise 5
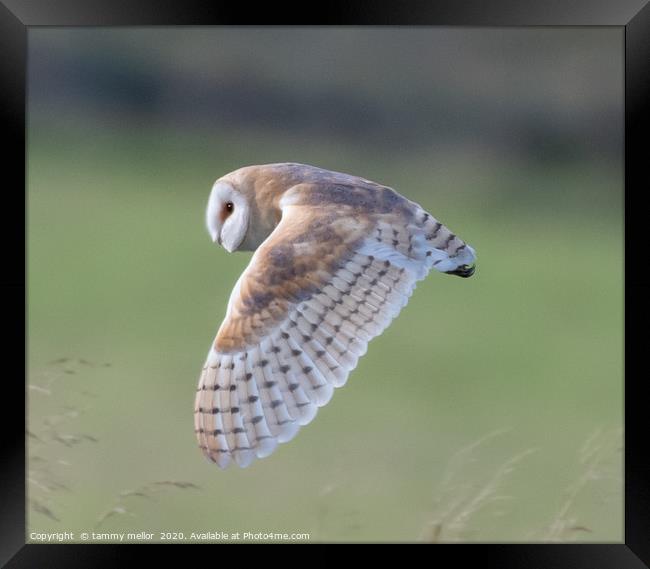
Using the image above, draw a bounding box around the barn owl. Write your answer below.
[195,163,476,468]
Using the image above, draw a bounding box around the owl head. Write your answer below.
[205,180,251,253]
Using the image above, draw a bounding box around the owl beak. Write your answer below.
[209,228,221,245]
[445,264,476,278]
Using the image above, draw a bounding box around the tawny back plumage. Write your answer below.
[195,163,476,468]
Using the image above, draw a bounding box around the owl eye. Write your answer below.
[225,201,234,215]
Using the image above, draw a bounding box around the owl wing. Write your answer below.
[194,182,476,468]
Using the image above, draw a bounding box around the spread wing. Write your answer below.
[194,182,476,468]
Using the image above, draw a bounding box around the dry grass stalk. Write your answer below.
[95,480,201,528]
[28,358,107,522]
[537,426,623,542]
[420,429,536,542]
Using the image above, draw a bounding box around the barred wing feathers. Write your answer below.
[194,182,475,468]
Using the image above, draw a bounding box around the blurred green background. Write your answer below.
[27,28,623,543]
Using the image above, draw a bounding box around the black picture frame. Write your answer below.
[3,0,648,564]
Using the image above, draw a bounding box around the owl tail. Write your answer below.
[419,213,477,277]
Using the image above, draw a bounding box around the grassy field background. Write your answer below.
[26,27,623,542]
[27,117,622,542]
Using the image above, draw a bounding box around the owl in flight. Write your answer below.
[195,163,476,468]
